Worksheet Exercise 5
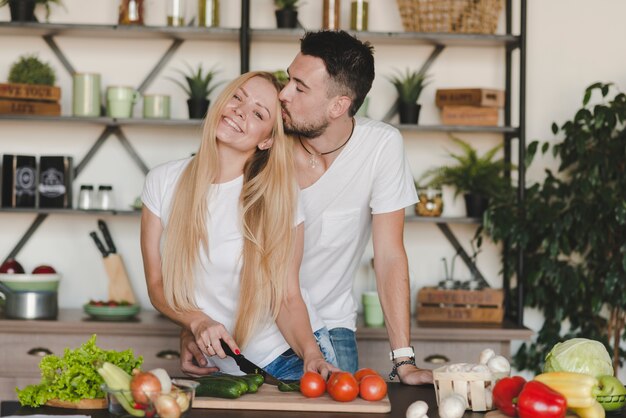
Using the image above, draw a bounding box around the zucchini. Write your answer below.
[278,381,301,392]
[195,377,248,399]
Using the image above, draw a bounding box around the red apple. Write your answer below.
[0,258,25,274]
[32,265,56,274]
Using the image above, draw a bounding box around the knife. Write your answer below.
[89,231,109,257]
[98,219,117,254]
[219,340,283,386]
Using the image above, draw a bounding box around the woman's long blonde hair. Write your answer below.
[161,71,296,347]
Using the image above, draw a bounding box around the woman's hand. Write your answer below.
[303,353,341,380]
[180,328,218,377]
[189,315,241,359]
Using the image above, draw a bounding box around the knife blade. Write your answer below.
[89,231,109,257]
[97,219,117,254]
[219,340,282,386]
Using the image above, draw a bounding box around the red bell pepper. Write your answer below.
[493,376,527,416]
[517,381,567,418]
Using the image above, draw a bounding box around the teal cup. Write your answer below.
[362,291,384,327]
[143,94,170,119]
[106,86,140,118]
[72,73,101,117]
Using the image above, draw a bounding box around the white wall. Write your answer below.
[1,0,625,380]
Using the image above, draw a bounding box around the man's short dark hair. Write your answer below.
[300,30,375,117]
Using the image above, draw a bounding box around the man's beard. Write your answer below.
[284,114,329,139]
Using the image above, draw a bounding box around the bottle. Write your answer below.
[350,0,368,31]
[97,185,115,210]
[198,0,219,27]
[77,185,94,210]
[118,0,144,25]
[322,0,340,30]
[167,0,186,27]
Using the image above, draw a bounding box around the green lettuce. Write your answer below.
[544,337,613,378]
[17,334,142,407]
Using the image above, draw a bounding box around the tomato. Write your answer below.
[359,374,387,401]
[354,367,379,383]
[300,371,326,398]
[327,371,359,402]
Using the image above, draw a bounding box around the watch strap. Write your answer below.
[389,346,415,361]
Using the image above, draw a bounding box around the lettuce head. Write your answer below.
[544,338,613,378]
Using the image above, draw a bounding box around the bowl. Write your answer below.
[102,379,198,418]
[0,273,61,292]
[83,303,141,320]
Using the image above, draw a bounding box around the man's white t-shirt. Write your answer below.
[142,157,311,373]
[299,117,418,331]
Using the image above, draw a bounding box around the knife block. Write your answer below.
[103,254,137,304]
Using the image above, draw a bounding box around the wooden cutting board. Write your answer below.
[194,384,391,413]
[46,398,107,409]
[485,411,577,417]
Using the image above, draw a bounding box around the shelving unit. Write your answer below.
[0,0,526,324]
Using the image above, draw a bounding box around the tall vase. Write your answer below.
[8,0,37,22]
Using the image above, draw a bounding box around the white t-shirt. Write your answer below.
[142,157,310,373]
[299,117,418,331]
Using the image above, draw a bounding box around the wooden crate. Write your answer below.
[416,287,504,324]
[435,88,504,108]
[0,83,61,102]
[0,99,61,116]
[440,105,499,126]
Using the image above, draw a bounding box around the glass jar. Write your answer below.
[350,0,368,31]
[167,0,186,27]
[415,188,444,217]
[198,0,219,27]
[97,185,115,210]
[77,185,94,210]
[322,0,340,30]
[118,0,144,25]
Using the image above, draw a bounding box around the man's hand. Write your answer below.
[397,363,433,385]
[180,329,217,377]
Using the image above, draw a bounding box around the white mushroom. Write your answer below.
[406,400,429,418]
[439,393,467,418]
[487,355,511,374]
[479,348,496,365]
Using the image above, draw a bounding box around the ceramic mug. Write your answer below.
[143,94,170,119]
[362,291,384,327]
[106,86,140,118]
[73,73,101,117]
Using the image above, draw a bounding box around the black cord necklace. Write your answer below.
[299,118,355,169]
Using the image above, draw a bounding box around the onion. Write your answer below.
[150,368,172,394]
[154,394,181,418]
[130,371,162,405]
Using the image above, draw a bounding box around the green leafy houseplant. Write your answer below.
[8,54,56,86]
[274,0,300,10]
[387,68,430,105]
[481,82,626,374]
[169,63,220,101]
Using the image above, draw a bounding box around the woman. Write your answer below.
[140,71,336,379]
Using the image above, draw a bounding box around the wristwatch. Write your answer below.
[389,346,415,361]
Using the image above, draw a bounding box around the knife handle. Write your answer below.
[220,340,237,357]
[89,231,109,257]
[98,219,117,254]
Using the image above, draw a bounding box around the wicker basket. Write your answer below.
[433,366,509,411]
[396,0,503,34]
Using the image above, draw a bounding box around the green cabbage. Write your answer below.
[544,338,613,378]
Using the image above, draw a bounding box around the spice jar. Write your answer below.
[350,0,368,31]
[118,0,144,25]
[96,185,116,210]
[167,0,186,27]
[322,0,340,30]
[77,185,94,210]
[198,0,219,27]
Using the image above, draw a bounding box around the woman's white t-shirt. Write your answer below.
[142,157,313,373]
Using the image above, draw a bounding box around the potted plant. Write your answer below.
[0,0,64,22]
[274,0,299,29]
[481,82,626,375]
[419,137,512,218]
[387,68,430,124]
[168,63,220,120]
[8,54,56,86]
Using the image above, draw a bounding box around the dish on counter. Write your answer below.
[0,273,61,291]
[83,302,140,320]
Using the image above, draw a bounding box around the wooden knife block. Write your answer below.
[103,254,137,304]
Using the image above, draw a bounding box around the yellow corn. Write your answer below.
[534,371,598,408]
[571,400,606,418]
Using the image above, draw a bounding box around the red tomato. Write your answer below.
[327,371,359,402]
[359,374,387,401]
[354,367,379,383]
[300,371,326,398]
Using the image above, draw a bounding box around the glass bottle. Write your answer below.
[322,0,340,30]
[77,185,94,210]
[167,0,186,27]
[350,0,368,31]
[118,0,144,25]
[198,0,219,27]
[97,185,115,210]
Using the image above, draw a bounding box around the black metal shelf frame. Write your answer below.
[2,1,526,326]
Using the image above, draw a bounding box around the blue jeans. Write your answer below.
[263,327,339,381]
[329,327,358,373]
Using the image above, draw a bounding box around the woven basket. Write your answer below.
[433,366,509,411]
[396,0,502,34]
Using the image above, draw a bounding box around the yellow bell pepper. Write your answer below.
[534,371,598,408]
[570,400,606,418]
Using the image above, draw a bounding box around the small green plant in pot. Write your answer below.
[274,0,300,29]
[168,63,220,120]
[387,68,430,124]
[0,0,64,22]
[419,137,513,218]
[8,54,56,86]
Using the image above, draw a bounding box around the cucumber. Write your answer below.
[219,374,265,393]
[195,377,248,399]
[278,381,301,392]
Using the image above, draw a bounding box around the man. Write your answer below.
[181,30,433,385]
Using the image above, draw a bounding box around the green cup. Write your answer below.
[73,73,101,117]
[106,86,140,118]
[143,94,171,119]
[362,291,384,327]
